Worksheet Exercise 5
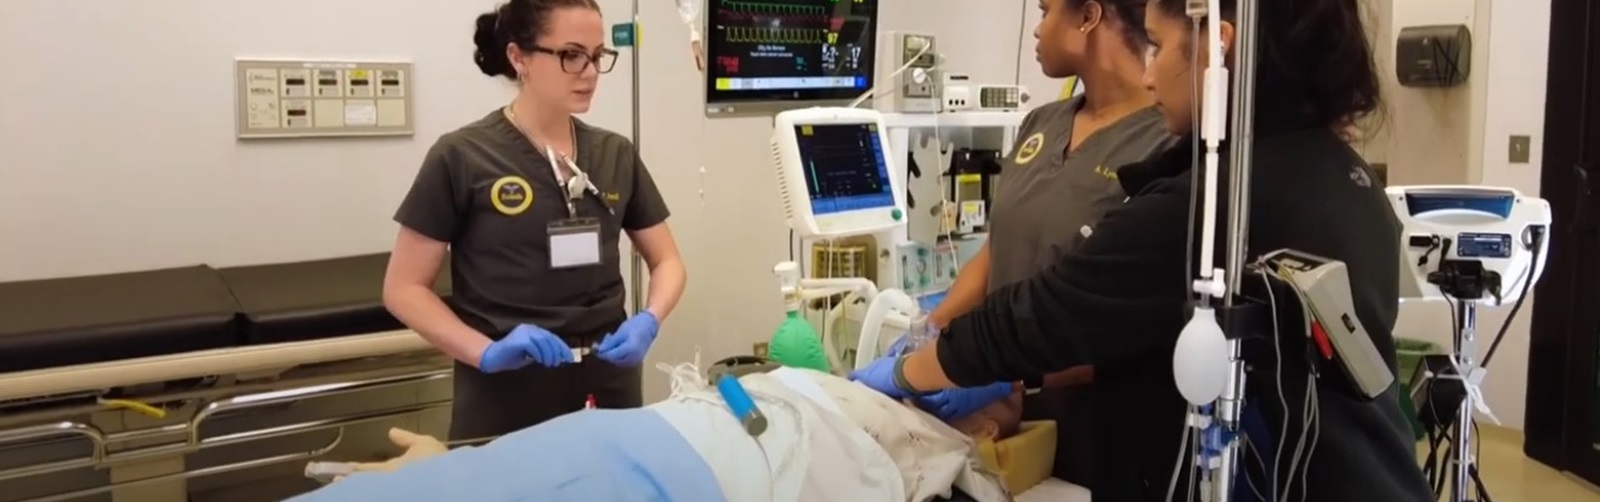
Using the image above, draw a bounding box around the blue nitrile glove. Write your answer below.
[478,324,574,373]
[595,312,660,367]
[849,355,916,400]
[884,334,912,357]
[916,381,1013,421]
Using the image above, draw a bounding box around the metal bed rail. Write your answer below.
[21,429,346,502]
[0,368,452,485]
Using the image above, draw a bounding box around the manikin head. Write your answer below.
[473,0,615,115]
[1139,0,1381,135]
[947,391,1025,442]
[1033,0,1153,79]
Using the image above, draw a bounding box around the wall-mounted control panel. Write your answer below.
[235,59,415,139]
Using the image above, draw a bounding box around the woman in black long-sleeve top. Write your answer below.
[850,0,1434,501]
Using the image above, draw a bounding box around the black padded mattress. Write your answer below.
[220,253,451,345]
[0,265,241,373]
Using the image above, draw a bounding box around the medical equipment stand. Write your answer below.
[628,0,647,317]
[1177,0,1261,498]
[1431,281,1496,502]
[1446,301,1487,502]
[1213,0,1260,497]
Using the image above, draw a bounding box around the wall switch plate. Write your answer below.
[1509,135,1531,164]
[753,342,770,358]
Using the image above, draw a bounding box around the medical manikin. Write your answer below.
[287,357,1016,502]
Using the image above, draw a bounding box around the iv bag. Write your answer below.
[675,0,701,24]
[676,0,705,72]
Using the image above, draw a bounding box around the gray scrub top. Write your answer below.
[393,110,671,339]
[987,97,1176,291]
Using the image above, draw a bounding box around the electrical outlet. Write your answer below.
[753,342,770,358]
[1508,135,1531,164]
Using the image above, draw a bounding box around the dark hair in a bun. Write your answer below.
[473,0,603,80]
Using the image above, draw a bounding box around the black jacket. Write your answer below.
[937,129,1433,501]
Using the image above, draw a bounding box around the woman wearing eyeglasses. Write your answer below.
[383,0,686,441]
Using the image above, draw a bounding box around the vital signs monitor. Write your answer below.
[772,107,905,239]
[1387,185,1551,306]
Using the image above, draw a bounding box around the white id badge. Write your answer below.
[548,218,602,269]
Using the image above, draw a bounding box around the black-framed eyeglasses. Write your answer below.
[530,46,619,75]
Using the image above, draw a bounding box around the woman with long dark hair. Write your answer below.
[853,0,1433,500]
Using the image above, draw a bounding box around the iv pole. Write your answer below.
[1215,0,1259,498]
[1177,0,1258,497]
[628,0,646,315]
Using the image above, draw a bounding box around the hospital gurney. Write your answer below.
[0,254,454,502]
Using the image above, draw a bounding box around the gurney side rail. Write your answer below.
[19,428,346,502]
[0,368,451,484]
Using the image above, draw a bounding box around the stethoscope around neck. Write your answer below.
[547,145,609,216]
[505,104,610,217]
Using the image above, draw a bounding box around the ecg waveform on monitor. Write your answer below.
[721,1,827,17]
[724,27,829,44]
[716,0,834,30]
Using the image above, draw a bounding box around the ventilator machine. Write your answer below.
[767,107,922,373]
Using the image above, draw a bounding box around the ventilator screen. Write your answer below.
[793,123,894,215]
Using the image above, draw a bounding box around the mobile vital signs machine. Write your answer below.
[1389,185,1550,502]
[767,107,921,373]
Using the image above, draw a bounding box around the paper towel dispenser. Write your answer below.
[1396,25,1471,88]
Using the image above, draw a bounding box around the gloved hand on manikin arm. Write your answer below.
[595,312,660,367]
[478,324,574,373]
[849,355,917,400]
[916,382,1014,421]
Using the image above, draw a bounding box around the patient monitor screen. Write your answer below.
[704,0,879,106]
[794,123,894,215]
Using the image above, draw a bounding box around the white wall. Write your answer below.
[0,0,635,280]
[1383,0,1553,431]
[1374,0,1479,186]
[1013,0,1072,104]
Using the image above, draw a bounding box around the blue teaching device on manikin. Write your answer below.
[772,107,906,239]
[1387,185,1552,307]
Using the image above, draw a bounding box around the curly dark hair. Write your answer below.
[1152,0,1382,132]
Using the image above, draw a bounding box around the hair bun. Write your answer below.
[473,12,514,79]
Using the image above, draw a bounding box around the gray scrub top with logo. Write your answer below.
[987,97,1176,292]
[393,110,671,340]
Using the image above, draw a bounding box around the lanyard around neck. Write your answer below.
[504,105,580,181]
[504,105,607,216]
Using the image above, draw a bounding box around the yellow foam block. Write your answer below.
[974,420,1058,494]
